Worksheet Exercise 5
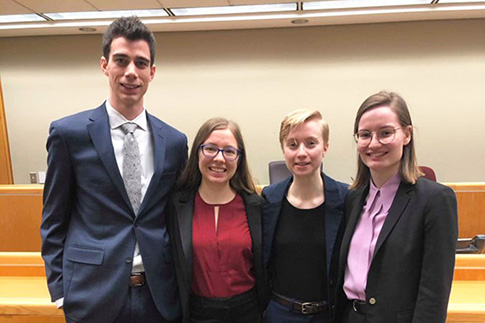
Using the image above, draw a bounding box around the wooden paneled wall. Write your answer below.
[0,80,13,184]
[0,185,43,252]
[1,183,484,252]
[447,183,485,239]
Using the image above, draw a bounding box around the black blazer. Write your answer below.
[261,172,348,307]
[334,178,458,323]
[168,190,267,323]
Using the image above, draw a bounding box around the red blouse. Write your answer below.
[191,192,255,298]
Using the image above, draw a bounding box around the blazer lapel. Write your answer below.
[87,105,132,213]
[372,181,413,258]
[138,113,166,215]
[176,192,195,285]
[261,178,291,266]
[322,174,344,276]
[245,193,262,260]
[339,186,368,271]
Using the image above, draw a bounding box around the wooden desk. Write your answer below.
[0,276,63,323]
[448,280,485,322]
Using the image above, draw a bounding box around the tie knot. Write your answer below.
[121,122,137,134]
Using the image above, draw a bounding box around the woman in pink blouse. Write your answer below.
[334,91,458,323]
[168,118,267,323]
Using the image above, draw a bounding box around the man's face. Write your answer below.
[100,37,156,111]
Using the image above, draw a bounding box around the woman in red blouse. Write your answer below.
[168,118,267,323]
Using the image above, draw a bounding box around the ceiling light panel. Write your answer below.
[44,9,169,20]
[88,0,163,10]
[229,0,297,4]
[304,0,432,10]
[160,0,227,7]
[438,0,485,3]
[171,3,297,16]
[0,13,46,23]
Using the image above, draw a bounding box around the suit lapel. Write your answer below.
[87,105,132,213]
[372,181,413,258]
[138,113,166,216]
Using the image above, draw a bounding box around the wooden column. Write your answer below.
[0,79,13,184]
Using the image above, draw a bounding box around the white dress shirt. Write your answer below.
[106,99,154,274]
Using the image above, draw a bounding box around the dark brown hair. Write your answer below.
[177,118,256,194]
[351,91,422,189]
[102,16,156,66]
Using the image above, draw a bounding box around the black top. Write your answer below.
[271,197,328,301]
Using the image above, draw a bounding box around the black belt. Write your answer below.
[349,299,369,314]
[190,289,255,307]
[272,292,328,315]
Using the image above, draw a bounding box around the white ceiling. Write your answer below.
[1,0,485,37]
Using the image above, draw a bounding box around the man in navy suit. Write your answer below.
[41,16,187,323]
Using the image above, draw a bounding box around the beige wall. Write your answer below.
[1,18,484,185]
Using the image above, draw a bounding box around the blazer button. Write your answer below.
[125,257,132,263]
[329,280,335,286]
[369,298,377,305]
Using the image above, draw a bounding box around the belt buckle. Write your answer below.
[352,300,358,312]
[130,273,145,287]
[301,302,321,315]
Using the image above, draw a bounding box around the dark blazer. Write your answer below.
[334,177,458,323]
[168,190,267,323]
[41,103,187,323]
[261,172,348,306]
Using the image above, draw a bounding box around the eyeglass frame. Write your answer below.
[354,127,402,147]
[199,143,242,161]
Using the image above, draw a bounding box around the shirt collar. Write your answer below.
[369,172,401,212]
[105,99,148,131]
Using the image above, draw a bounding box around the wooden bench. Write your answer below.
[0,252,484,322]
[0,253,63,323]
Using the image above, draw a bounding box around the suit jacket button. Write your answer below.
[369,298,376,305]
[329,280,335,285]
[125,257,132,263]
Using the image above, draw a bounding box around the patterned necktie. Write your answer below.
[121,122,141,215]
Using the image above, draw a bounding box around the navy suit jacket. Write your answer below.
[41,103,187,323]
[261,172,348,306]
[334,178,458,323]
[168,190,268,323]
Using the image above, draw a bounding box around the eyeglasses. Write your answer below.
[200,144,241,161]
[354,127,401,147]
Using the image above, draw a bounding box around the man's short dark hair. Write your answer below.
[102,16,156,66]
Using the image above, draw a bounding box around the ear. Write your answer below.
[149,64,156,82]
[100,56,108,76]
[403,125,412,146]
[322,142,329,158]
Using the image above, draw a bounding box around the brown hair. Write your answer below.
[351,91,422,189]
[279,109,329,148]
[177,118,256,194]
[102,16,156,66]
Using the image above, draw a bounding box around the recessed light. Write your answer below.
[292,19,309,24]
[79,27,96,32]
